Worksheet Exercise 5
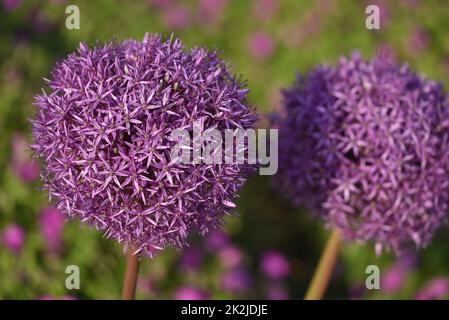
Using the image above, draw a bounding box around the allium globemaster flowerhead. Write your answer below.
[32,33,257,256]
[276,52,449,254]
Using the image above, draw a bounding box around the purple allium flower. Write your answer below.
[260,250,290,280]
[2,224,24,255]
[276,52,449,254]
[179,245,203,271]
[31,33,257,257]
[174,286,208,300]
[247,32,274,60]
[218,245,242,269]
[39,206,64,254]
[220,268,251,294]
[416,277,449,300]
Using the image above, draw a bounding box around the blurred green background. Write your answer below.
[1,0,449,300]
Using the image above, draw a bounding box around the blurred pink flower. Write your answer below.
[220,269,251,294]
[137,278,156,295]
[348,283,365,299]
[39,206,64,254]
[11,134,39,183]
[399,0,419,9]
[2,0,21,11]
[380,252,417,294]
[407,27,429,55]
[179,245,203,272]
[37,295,77,300]
[17,163,40,182]
[2,224,24,255]
[416,278,449,300]
[381,252,417,294]
[376,43,397,62]
[28,8,53,34]
[149,0,174,10]
[281,0,335,47]
[265,284,289,300]
[218,245,242,269]
[198,0,227,25]
[252,0,278,21]
[174,286,208,300]
[163,5,190,29]
[205,230,229,252]
[381,263,407,294]
[260,250,290,280]
[248,32,274,60]
[5,68,21,86]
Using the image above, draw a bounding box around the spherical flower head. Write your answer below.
[260,250,290,280]
[276,52,449,254]
[32,33,257,257]
[2,224,24,255]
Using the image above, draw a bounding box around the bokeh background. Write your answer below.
[1,0,449,300]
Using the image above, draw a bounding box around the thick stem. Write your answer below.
[121,248,140,300]
[304,229,342,300]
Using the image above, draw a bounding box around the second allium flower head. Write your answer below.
[32,33,257,256]
[277,52,449,255]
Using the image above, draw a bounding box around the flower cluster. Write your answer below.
[32,33,257,256]
[276,52,449,254]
